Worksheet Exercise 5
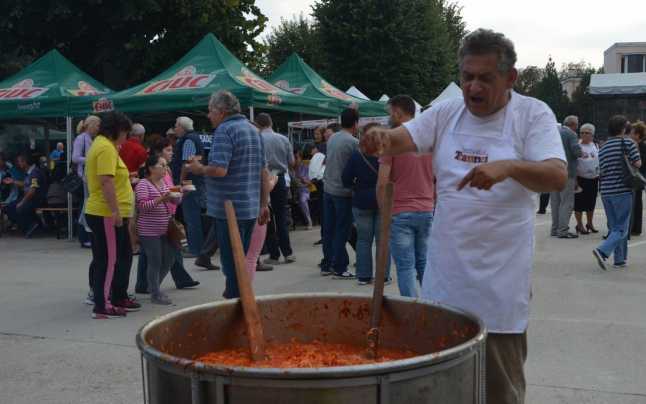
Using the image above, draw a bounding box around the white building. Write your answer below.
[603,42,646,74]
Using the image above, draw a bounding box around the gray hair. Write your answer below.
[176,116,194,132]
[131,123,145,136]
[209,90,241,115]
[563,115,579,128]
[458,28,517,73]
[580,123,596,135]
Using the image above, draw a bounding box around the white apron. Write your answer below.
[421,98,536,333]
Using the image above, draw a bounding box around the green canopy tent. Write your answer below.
[0,49,113,239]
[70,34,339,119]
[268,53,388,117]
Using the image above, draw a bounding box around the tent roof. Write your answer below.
[346,86,370,100]
[0,49,112,119]
[429,82,463,107]
[71,34,338,117]
[590,73,646,95]
[269,53,387,117]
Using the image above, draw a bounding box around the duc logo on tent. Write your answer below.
[138,66,216,95]
[0,79,48,100]
[320,81,354,102]
[236,68,284,95]
[68,81,107,97]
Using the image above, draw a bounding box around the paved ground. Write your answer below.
[0,208,645,403]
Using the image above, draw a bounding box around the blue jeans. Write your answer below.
[390,211,434,298]
[322,193,353,274]
[353,208,391,281]
[597,192,632,264]
[215,218,256,299]
[182,190,205,255]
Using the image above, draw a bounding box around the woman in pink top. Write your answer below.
[135,155,181,305]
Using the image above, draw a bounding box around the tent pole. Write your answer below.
[66,116,73,241]
[249,106,255,122]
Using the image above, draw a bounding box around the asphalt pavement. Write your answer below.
[0,208,645,404]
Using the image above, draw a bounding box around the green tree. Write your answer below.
[514,66,543,97]
[0,0,267,88]
[312,0,465,103]
[262,14,325,75]
[534,57,570,121]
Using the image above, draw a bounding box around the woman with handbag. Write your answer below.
[593,115,642,270]
[341,123,391,286]
[135,138,199,294]
[135,155,182,305]
[574,124,600,234]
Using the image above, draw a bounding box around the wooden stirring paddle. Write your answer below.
[366,183,394,359]
[224,200,266,361]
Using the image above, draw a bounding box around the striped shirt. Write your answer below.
[206,114,265,220]
[182,139,197,161]
[599,137,641,196]
[135,178,178,237]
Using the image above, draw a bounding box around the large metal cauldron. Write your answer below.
[136,293,486,404]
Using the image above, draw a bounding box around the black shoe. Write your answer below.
[558,232,579,239]
[256,262,274,271]
[537,210,546,214]
[314,239,323,245]
[194,257,219,270]
[177,280,200,289]
[135,288,150,294]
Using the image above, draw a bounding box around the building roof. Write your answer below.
[590,73,646,95]
[604,42,646,55]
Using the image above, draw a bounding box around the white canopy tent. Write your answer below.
[589,73,646,95]
[428,82,463,107]
[378,94,390,102]
[346,86,370,100]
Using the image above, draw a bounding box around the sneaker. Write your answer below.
[84,291,94,305]
[320,270,333,277]
[284,255,296,264]
[256,262,274,271]
[113,297,141,312]
[593,249,607,271]
[612,262,627,269]
[92,307,126,319]
[81,241,92,249]
[264,258,281,265]
[357,278,373,285]
[194,257,219,270]
[333,271,355,280]
[151,294,172,305]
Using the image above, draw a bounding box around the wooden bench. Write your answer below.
[36,207,78,239]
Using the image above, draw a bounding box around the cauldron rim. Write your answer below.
[136,293,487,379]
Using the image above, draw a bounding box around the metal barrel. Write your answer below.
[136,293,487,404]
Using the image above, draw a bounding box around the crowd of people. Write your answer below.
[3,27,646,404]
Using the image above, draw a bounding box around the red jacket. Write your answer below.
[119,138,148,173]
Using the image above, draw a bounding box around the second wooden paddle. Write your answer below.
[224,200,266,361]
[366,182,394,359]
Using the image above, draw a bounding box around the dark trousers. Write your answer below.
[266,174,293,259]
[199,216,219,259]
[631,189,643,235]
[5,199,38,233]
[135,248,196,292]
[86,214,132,311]
[215,217,256,299]
[538,193,550,213]
[181,190,205,256]
[322,193,353,274]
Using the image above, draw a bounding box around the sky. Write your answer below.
[255,0,646,69]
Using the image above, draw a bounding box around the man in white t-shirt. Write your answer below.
[361,29,567,404]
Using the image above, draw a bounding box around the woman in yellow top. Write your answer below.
[85,110,140,319]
